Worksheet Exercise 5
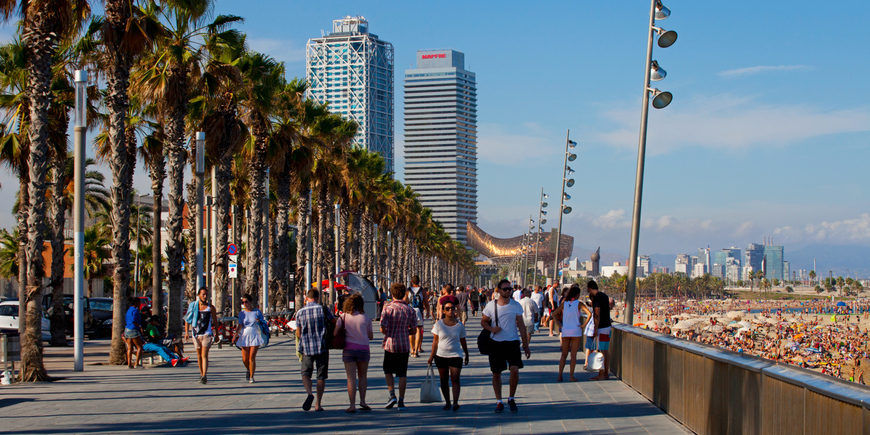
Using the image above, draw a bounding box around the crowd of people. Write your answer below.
[123,277,614,414]
[629,297,869,385]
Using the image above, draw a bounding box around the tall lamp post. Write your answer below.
[73,70,87,371]
[551,131,577,287]
[194,132,205,290]
[522,216,534,287]
[625,0,677,325]
[532,189,548,287]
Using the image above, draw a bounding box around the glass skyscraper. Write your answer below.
[764,245,784,281]
[403,49,478,244]
[306,16,395,172]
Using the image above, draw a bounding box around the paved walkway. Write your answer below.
[0,316,689,434]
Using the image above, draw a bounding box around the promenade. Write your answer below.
[0,318,689,434]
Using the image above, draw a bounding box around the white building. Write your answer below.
[693,263,706,278]
[675,254,690,275]
[403,49,477,244]
[307,16,395,171]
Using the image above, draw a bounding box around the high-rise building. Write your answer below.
[404,49,478,244]
[306,16,395,171]
[638,255,651,277]
[745,243,764,273]
[763,245,784,281]
[675,254,690,275]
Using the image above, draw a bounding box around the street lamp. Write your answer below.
[625,0,678,326]
[552,133,577,287]
[532,189,548,287]
[73,70,87,372]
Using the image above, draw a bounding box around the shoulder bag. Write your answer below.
[322,305,336,350]
[332,314,347,349]
[477,300,498,355]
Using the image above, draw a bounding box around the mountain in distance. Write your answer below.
[786,244,870,278]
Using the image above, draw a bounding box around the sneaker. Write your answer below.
[246,371,251,381]
[508,399,518,413]
[249,377,254,384]
[201,375,207,385]
[385,396,397,409]
[171,359,178,367]
[442,403,452,410]
[495,402,504,413]
[180,357,189,365]
[397,401,407,411]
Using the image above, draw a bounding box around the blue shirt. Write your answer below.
[296,302,334,356]
[125,306,141,330]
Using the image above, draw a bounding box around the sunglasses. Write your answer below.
[242,300,251,304]
[443,306,455,310]
[499,287,512,291]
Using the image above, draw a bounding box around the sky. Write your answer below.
[0,0,868,260]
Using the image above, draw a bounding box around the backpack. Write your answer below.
[410,288,423,309]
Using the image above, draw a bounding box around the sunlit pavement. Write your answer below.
[1,318,689,434]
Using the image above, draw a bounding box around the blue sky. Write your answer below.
[1,0,868,258]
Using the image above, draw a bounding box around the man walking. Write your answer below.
[455,286,469,324]
[470,287,480,316]
[406,275,429,358]
[481,279,531,413]
[296,289,334,411]
[518,289,538,344]
[587,280,612,381]
[381,283,417,411]
[531,286,544,332]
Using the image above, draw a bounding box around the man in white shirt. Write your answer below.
[481,279,531,414]
[530,286,544,332]
[518,289,538,343]
[512,285,523,302]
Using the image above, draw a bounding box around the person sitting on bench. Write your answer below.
[143,316,188,367]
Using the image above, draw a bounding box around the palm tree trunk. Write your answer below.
[149,153,165,331]
[165,83,188,337]
[339,205,349,273]
[49,151,67,346]
[17,159,28,335]
[245,133,267,304]
[21,9,57,381]
[294,187,310,310]
[268,204,278,309]
[185,181,198,302]
[274,165,291,309]
[351,208,361,271]
[213,153,231,317]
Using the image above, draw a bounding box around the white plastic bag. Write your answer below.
[1,369,11,385]
[419,364,442,403]
[587,336,605,371]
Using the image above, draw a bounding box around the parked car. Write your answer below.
[0,300,51,342]
[41,294,97,339]
[88,297,114,338]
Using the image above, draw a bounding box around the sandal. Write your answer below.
[359,405,372,411]
[345,408,357,413]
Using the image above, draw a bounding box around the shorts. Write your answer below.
[597,327,611,351]
[526,324,535,336]
[585,336,597,351]
[193,335,213,350]
[301,352,329,380]
[488,340,523,373]
[458,311,468,323]
[434,355,463,369]
[383,351,410,377]
[342,348,371,363]
[472,301,479,311]
[124,328,140,339]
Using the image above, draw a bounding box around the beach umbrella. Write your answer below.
[836,301,846,307]
[726,311,744,319]
[739,320,752,329]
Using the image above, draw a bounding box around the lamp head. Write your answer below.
[656,28,678,48]
[563,206,572,214]
[568,140,577,149]
[650,60,667,81]
[541,210,547,216]
[566,179,575,188]
[566,166,575,175]
[655,1,670,20]
[563,192,571,200]
[543,193,549,199]
[540,219,547,225]
[567,153,577,162]
[541,202,548,208]
[650,88,673,109]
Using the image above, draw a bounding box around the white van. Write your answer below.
[0,301,51,342]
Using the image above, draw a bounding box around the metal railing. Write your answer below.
[610,324,870,435]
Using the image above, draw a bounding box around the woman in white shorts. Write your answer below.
[554,285,591,382]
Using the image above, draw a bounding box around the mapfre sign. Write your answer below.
[421,53,446,59]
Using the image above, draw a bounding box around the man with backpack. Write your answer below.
[406,275,430,358]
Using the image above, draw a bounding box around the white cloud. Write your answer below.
[247,38,306,66]
[733,221,755,238]
[719,65,811,77]
[772,214,870,244]
[592,209,629,229]
[595,94,870,155]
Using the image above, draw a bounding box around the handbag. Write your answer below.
[587,335,605,371]
[322,306,336,350]
[477,300,498,355]
[419,364,442,403]
[332,314,347,350]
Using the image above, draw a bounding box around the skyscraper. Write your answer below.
[404,49,478,244]
[745,243,764,273]
[306,16,395,171]
[764,245,784,281]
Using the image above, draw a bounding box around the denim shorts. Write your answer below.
[342,348,371,363]
[124,328,140,339]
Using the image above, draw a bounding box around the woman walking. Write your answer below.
[184,287,218,384]
[555,285,591,382]
[124,297,145,369]
[336,294,374,413]
[234,294,266,383]
[427,301,469,411]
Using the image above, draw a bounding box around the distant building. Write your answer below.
[693,263,706,278]
[763,245,784,281]
[307,16,395,171]
[783,260,790,283]
[710,264,725,279]
[638,255,650,277]
[745,243,764,273]
[725,258,741,283]
[675,254,690,275]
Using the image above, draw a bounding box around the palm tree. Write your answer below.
[67,226,111,298]
[135,0,242,336]
[237,51,283,303]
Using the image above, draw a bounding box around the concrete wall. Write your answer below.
[611,325,870,435]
